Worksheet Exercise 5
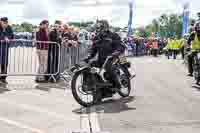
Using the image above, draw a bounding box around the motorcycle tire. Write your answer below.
[71,71,102,107]
[196,79,200,85]
[118,67,131,97]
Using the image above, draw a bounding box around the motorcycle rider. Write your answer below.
[84,20,125,91]
[187,21,200,76]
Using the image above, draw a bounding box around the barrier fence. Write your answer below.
[0,39,88,82]
[60,42,88,79]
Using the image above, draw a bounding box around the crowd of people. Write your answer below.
[125,37,167,57]
[33,20,91,83]
[0,17,90,83]
[124,34,191,60]
[1,15,200,86]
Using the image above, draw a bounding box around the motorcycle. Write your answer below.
[193,51,200,84]
[70,56,135,107]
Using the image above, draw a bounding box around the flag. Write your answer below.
[128,1,133,37]
[182,2,190,37]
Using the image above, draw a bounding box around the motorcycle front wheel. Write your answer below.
[71,71,102,107]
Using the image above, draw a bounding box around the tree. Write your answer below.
[21,22,33,32]
[197,12,200,21]
[12,24,24,32]
[135,27,150,38]
[111,26,121,32]
[68,22,81,27]
[140,13,183,39]
[68,21,95,28]
[152,19,160,32]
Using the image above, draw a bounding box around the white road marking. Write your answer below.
[0,98,77,121]
[89,111,101,132]
[80,113,91,132]
[0,116,45,133]
[0,98,100,132]
[3,88,72,105]
[0,86,102,132]
[78,107,101,132]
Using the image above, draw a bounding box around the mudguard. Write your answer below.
[74,66,90,73]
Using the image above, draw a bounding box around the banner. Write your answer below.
[182,3,190,37]
[128,1,133,37]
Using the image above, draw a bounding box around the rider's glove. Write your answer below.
[83,58,90,63]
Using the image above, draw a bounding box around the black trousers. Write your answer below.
[46,45,60,81]
[167,49,178,59]
[152,49,158,57]
[0,44,9,80]
[188,52,196,74]
[180,47,185,59]
[135,46,138,56]
[172,50,179,59]
[0,64,7,80]
[104,57,121,88]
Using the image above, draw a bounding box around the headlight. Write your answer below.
[90,67,98,73]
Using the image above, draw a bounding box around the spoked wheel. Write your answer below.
[71,71,102,107]
[118,67,131,97]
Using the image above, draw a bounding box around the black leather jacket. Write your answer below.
[88,31,125,65]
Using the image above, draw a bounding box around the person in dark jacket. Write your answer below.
[135,38,140,56]
[0,17,14,83]
[46,20,63,82]
[84,20,125,92]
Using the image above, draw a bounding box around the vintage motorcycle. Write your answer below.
[70,55,135,107]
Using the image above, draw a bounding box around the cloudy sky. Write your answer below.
[0,0,199,27]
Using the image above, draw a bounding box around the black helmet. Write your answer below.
[95,19,109,32]
[195,21,200,33]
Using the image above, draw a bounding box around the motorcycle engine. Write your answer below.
[103,72,110,81]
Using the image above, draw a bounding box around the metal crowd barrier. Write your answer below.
[0,39,88,82]
[59,42,89,78]
[0,40,60,81]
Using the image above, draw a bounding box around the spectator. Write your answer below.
[135,38,140,56]
[62,24,73,47]
[70,27,79,65]
[0,17,14,83]
[46,20,63,82]
[61,24,73,69]
[35,20,49,83]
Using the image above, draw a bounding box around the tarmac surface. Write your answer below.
[0,56,200,133]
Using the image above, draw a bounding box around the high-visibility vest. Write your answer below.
[173,39,180,50]
[170,40,175,50]
[167,39,172,49]
[170,39,179,50]
[191,34,200,50]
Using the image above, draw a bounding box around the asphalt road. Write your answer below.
[0,55,200,133]
[95,56,200,133]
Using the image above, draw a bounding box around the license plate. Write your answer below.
[197,53,200,59]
